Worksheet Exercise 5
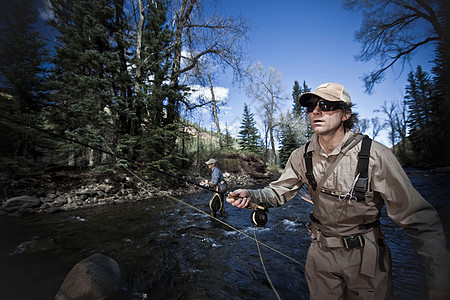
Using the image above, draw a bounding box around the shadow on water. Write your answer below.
[0,168,449,299]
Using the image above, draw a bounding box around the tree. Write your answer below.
[238,103,262,154]
[0,0,49,171]
[277,80,311,167]
[47,0,131,166]
[357,118,370,134]
[292,80,313,139]
[166,0,248,126]
[344,0,444,94]
[380,100,407,160]
[405,65,440,162]
[432,1,450,164]
[223,123,233,149]
[370,117,385,140]
[245,62,284,163]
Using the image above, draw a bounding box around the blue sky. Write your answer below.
[195,0,436,147]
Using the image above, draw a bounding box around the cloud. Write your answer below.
[187,85,229,103]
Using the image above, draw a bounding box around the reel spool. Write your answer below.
[248,202,268,227]
[209,193,223,213]
[251,208,268,227]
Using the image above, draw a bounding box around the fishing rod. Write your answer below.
[1,115,271,225]
[0,115,219,194]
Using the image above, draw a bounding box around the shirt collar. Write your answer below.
[309,130,356,156]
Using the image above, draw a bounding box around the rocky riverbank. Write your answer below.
[0,164,275,217]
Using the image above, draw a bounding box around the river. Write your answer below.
[0,168,449,299]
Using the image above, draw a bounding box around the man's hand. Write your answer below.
[226,189,250,208]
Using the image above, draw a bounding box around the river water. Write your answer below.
[0,168,449,300]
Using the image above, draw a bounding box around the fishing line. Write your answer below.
[123,165,305,267]
[2,116,306,267]
[253,225,282,300]
[0,116,219,195]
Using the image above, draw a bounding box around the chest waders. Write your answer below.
[304,135,389,286]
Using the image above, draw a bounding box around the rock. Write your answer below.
[46,206,61,214]
[2,196,42,214]
[55,253,127,300]
[76,189,98,198]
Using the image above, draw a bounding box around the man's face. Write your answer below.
[207,163,215,170]
[307,98,350,136]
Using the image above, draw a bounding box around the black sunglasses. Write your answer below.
[306,99,344,113]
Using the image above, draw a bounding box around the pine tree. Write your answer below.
[47,0,130,166]
[223,123,233,149]
[405,65,440,163]
[278,125,298,168]
[0,0,49,171]
[137,0,187,171]
[238,103,262,154]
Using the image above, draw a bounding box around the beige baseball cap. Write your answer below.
[298,82,352,106]
[205,158,217,165]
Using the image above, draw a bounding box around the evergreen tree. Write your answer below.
[278,124,298,168]
[238,103,262,154]
[0,0,49,171]
[431,0,450,165]
[47,0,130,166]
[137,0,188,171]
[223,123,233,149]
[405,65,440,163]
[292,80,313,139]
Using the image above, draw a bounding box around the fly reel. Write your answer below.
[251,208,268,227]
[248,202,268,227]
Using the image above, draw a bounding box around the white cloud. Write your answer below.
[187,84,229,105]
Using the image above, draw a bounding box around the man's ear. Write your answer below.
[342,111,351,122]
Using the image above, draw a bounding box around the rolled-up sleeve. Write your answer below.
[248,148,305,208]
[371,147,450,293]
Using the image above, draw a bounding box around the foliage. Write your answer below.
[345,0,443,94]
[278,124,299,168]
[0,0,52,172]
[277,80,311,167]
[245,62,284,163]
[238,103,263,155]
[405,66,441,163]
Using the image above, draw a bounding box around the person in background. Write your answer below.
[205,158,227,218]
[227,82,450,299]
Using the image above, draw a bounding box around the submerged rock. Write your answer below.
[55,253,128,300]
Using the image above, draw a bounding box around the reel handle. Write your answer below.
[226,193,268,226]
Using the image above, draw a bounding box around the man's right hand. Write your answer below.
[226,189,251,208]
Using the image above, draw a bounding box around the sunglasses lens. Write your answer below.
[306,100,343,112]
[319,100,333,111]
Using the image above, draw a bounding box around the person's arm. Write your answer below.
[210,167,220,186]
[372,147,450,296]
[227,148,305,209]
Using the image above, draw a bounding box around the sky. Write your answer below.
[192,0,436,147]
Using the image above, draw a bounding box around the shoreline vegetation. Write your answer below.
[0,154,277,217]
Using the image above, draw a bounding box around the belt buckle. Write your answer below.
[342,234,364,249]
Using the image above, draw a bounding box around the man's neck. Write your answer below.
[318,129,346,155]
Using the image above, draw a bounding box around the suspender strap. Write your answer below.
[303,134,372,200]
[303,141,317,191]
[354,136,372,201]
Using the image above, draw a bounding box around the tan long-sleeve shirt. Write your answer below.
[248,130,450,293]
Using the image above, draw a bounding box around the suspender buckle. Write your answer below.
[354,177,368,194]
[342,234,365,249]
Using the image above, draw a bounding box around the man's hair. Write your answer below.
[343,103,357,130]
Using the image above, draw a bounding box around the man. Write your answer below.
[206,158,227,218]
[227,83,450,299]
